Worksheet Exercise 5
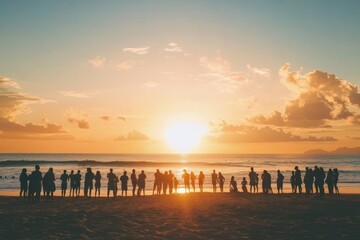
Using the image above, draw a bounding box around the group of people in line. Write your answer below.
[19,165,340,201]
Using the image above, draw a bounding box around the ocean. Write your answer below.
[0,153,359,195]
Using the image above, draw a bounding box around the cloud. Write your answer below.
[123,47,149,55]
[209,121,336,143]
[164,42,183,53]
[246,64,270,77]
[66,108,90,129]
[60,91,97,98]
[248,64,360,128]
[117,60,136,70]
[100,116,110,121]
[199,56,245,93]
[0,76,70,139]
[118,116,126,121]
[115,129,150,141]
[88,57,106,68]
[144,81,158,88]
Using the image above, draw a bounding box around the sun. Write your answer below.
[165,121,207,153]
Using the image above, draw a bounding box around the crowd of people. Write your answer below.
[18,165,340,201]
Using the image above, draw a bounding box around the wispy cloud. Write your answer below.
[88,57,106,68]
[0,76,20,89]
[164,42,183,53]
[117,60,136,70]
[246,64,270,77]
[118,116,126,121]
[123,47,149,55]
[60,91,97,98]
[199,56,245,93]
[115,129,150,141]
[66,108,90,129]
[144,81,158,88]
[100,115,110,121]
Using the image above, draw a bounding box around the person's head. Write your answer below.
[243,177,246,180]
[295,166,299,170]
[132,169,135,173]
[96,170,100,175]
[263,170,267,173]
[156,169,160,173]
[183,169,187,173]
[165,171,168,175]
[213,170,215,173]
[124,171,127,175]
[110,168,113,173]
[314,165,318,169]
[35,165,40,170]
[77,170,80,174]
[277,170,280,173]
[334,168,338,172]
[200,171,203,174]
[63,170,66,174]
[231,176,234,181]
[320,167,324,171]
[328,168,332,172]
[305,167,309,170]
[190,171,194,174]
[251,167,254,171]
[169,170,172,173]
[22,168,27,173]
[49,167,53,173]
[71,170,74,174]
[141,170,145,174]
[219,172,222,176]
[87,167,91,172]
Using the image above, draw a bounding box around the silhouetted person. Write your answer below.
[198,171,205,192]
[153,169,162,195]
[174,177,179,193]
[333,168,339,194]
[276,170,284,194]
[190,171,196,192]
[74,170,81,196]
[107,169,116,197]
[304,167,313,195]
[294,166,302,193]
[241,177,248,193]
[325,168,334,195]
[94,170,101,197]
[211,170,217,192]
[29,165,42,202]
[230,176,238,193]
[255,173,259,193]
[60,170,68,197]
[249,167,257,193]
[114,176,119,197]
[182,169,190,193]
[163,171,169,195]
[131,169,137,196]
[43,167,56,200]
[69,170,75,197]
[19,168,28,198]
[313,166,320,194]
[290,171,296,193]
[168,170,174,194]
[120,171,129,197]
[319,167,326,196]
[137,170,146,196]
[261,170,271,194]
[218,172,225,193]
[84,168,95,197]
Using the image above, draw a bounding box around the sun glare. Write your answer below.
[165,121,207,153]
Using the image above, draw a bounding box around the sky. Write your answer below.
[0,0,360,153]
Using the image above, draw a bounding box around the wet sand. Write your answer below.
[0,193,359,239]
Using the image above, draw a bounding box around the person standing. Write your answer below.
[333,168,339,194]
[60,170,69,197]
[276,170,284,194]
[168,170,174,194]
[174,177,179,193]
[182,169,190,193]
[190,171,196,192]
[107,169,116,197]
[241,177,248,193]
[319,167,326,196]
[211,170,218,193]
[198,171,205,192]
[131,169,137,196]
[43,167,56,200]
[249,167,257,193]
[74,170,82,197]
[19,168,28,198]
[94,170,101,197]
[84,168,95,197]
[325,168,334,195]
[137,170,147,196]
[218,172,225,193]
[120,171,129,197]
[29,165,42,202]
[68,170,75,197]
[153,169,161,195]
[163,171,169,195]
[294,166,302,193]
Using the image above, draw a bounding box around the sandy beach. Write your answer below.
[0,193,359,239]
